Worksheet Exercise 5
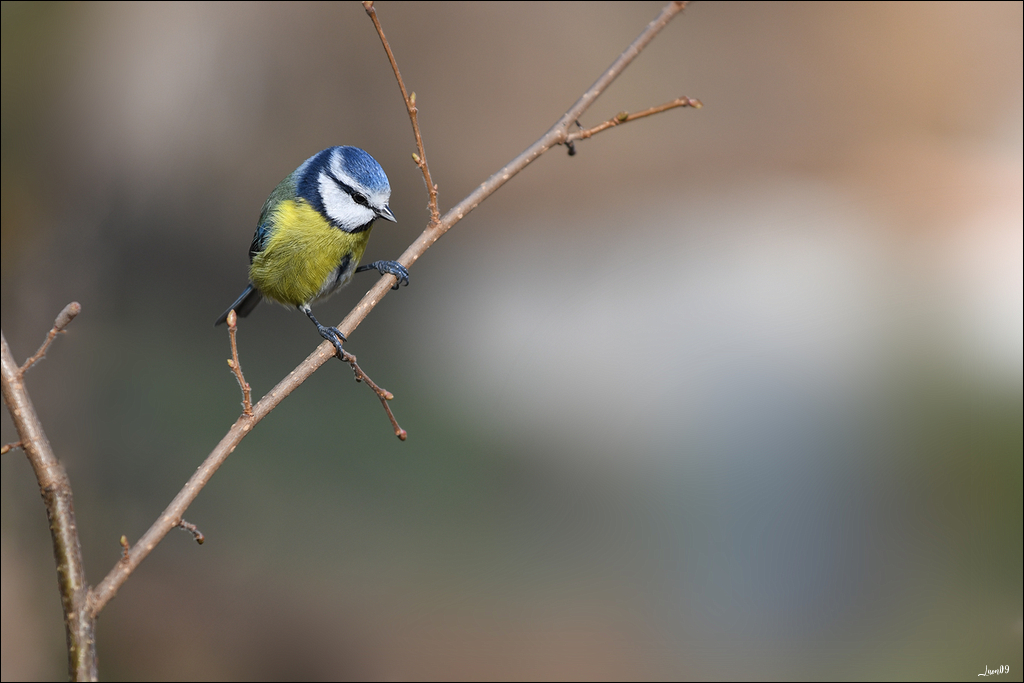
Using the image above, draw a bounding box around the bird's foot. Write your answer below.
[319,325,350,360]
[304,307,350,361]
[356,260,409,290]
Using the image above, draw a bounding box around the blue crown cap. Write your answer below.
[335,146,390,194]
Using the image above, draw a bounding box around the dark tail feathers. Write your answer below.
[214,284,262,326]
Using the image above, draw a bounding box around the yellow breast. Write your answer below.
[249,198,372,307]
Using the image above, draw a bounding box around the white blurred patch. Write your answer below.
[936,197,1024,382]
[427,181,901,465]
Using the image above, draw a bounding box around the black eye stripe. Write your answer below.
[330,174,370,207]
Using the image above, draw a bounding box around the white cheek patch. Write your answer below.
[318,172,375,231]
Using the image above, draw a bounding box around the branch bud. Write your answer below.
[54,302,82,331]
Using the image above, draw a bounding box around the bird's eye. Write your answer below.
[329,174,371,209]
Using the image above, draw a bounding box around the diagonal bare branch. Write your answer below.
[88,0,695,617]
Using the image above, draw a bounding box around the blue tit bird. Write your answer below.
[215,146,408,358]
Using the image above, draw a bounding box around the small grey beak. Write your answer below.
[378,204,397,222]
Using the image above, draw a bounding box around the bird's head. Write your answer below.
[298,146,396,231]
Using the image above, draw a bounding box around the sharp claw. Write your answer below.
[380,261,409,289]
[318,326,347,359]
[304,307,351,359]
[357,260,409,289]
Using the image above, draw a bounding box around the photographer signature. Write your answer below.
[978,664,1009,677]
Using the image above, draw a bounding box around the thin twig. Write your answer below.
[565,96,703,144]
[1,324,96,681]
[176,519,206,545]
[1,440,23,454]
[363,1,440,226]
[330,343,405,439]
[225,310,253,416]
[342,351,406,440]
[88,0,693,618]
[19,301,81,374]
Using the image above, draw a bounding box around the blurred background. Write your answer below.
[2,1,1021,680]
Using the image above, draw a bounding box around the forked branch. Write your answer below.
[88,0,696,618]
[1,308,96,681]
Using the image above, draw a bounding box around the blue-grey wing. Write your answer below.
[249,170,297,263]
[249,222,271,263]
